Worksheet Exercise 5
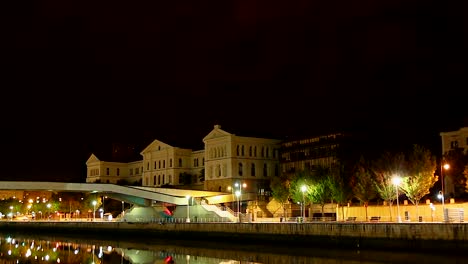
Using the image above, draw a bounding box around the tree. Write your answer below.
[352,156,377,221]
[371,151,405,221]
[270,176,290,217]
[400,144,438,219]
[329,165,352,221]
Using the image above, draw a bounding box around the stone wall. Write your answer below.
[2,221,468,252]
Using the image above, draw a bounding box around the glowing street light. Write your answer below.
[232,182,246,222]
[392,176,402,223]
[92,201,97,221]
[301,185,307,221]
[46,203,51,221]
[186,195,191,223]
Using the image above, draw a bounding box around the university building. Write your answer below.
[86,125,281,200]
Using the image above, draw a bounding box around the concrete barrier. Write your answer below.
[1,221,468,252]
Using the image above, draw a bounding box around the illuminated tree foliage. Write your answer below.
[371,151,405,221]
[352,156,377,221]
[400,144,438,218]
[270,175,290,217]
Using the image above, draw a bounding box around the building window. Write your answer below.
[159,161,161,169]
[254,146,257,157]
[153,176,156,185]
[163,160,166,168]
[251,163,255,176]
[179,158,182,167]
[147,163,149,170]
[261,147,264,157]
[241,145,245,156]
[275,164,279,176]
[154,161,157,169]
[162,174,165,184]
[249,146,252,157]
[169,175,172,184]
[106,168,110,175]
[239,163,243,176]
[129,168,133,176]
[263,164,267,177]
[117,168,120,176]
[237,145,240,156]
[170,159,173,167]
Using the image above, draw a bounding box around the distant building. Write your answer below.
[439,126,468,198]
[85,125,281,198]
[279,131,368,180]
[440,127,468,155]
[203,125,281,196]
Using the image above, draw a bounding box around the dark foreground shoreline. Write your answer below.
[1,221,468,254]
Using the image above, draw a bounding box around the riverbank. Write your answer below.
[1,221,467,254]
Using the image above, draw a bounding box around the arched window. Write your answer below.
[241,145,245,156]
[237,145,240,156]
[238,163,243,176]
[251,163,255,176]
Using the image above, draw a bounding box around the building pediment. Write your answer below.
[85,154,100,165]
[203,125,232,142]
[140,139,173,154]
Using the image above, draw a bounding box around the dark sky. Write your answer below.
[2,1,467,182]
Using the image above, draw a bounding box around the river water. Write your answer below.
[0,231,467,264]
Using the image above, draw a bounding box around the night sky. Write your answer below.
[2,1,467,182]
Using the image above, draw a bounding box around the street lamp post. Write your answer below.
[46,203,51,221]
[92,201,97,221]
[301,185,307,221]
[186,195,191,223]
[235,190,241,222]
[121,201,125,217]
[441,162,450,219]
[392,176,402,223]
[438,191,445,222]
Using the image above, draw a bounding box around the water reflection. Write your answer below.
[0,231,467,264]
